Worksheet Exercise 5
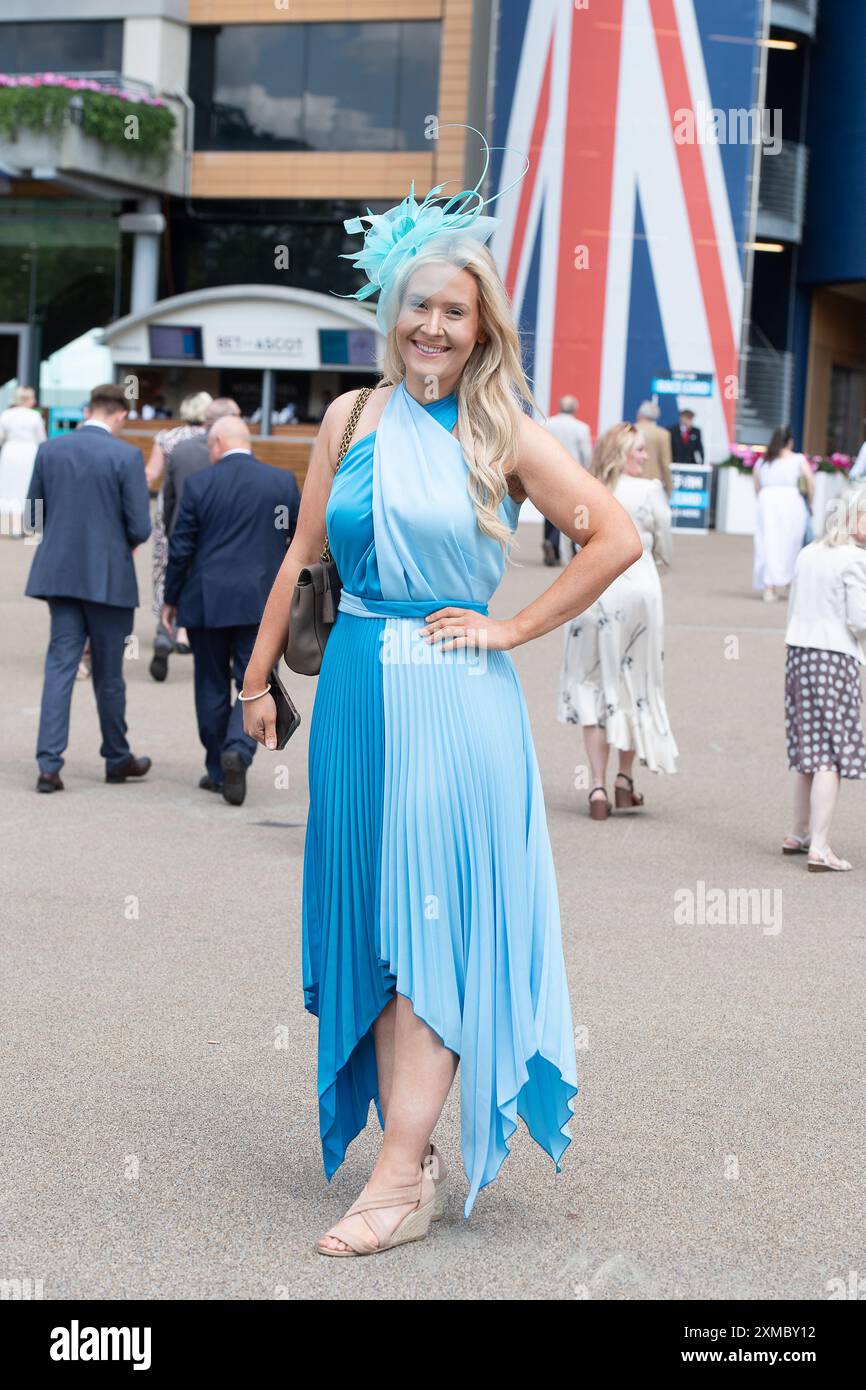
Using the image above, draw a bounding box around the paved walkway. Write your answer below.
[1,526,862,1299]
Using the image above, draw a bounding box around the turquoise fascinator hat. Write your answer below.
[334,124,529,335]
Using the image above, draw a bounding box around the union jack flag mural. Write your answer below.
[489,0,764,459]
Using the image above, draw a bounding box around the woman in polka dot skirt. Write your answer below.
[782,487,866,871]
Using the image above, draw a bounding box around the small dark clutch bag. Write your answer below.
[270,664,302,748]
[284,385,375,676]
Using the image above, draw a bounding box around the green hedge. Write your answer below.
[0,81,175,163]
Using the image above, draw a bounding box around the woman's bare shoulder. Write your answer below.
[322,382,395,467]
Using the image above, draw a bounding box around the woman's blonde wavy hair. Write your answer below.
[591,423,640,491]
[379,239,536,553]
[180,391,213,424]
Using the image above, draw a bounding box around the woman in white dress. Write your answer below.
[558,423,679,817]
[0,386,47,534]
[753,427,812,601]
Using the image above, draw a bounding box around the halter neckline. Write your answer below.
[400,381,457,411]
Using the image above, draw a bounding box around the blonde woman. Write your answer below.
[0,386,47,534]
[147,391,212,681]
[753,426,813,602]
[240,140,641,1256]
[558,423,678,818]
[782,487,866,871]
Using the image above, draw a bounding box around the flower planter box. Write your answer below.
[811,471,849,538]
[715,466,756,535]
[1,117,186,198]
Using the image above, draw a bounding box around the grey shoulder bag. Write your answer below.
[284,386,375,675]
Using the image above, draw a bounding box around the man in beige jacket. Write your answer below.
[635,400,673,495]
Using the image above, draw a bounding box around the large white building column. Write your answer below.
[120,199,165,316]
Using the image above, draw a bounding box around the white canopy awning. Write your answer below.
[98,283,381,372]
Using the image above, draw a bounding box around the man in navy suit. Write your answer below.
[25,383,153,792]
[162,415,300,806]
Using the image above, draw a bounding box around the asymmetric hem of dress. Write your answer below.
[304,981,578,1219]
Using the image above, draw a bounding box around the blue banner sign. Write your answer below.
[651,372,714,398]
[670,464,712,533]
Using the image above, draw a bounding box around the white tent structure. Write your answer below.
[38,328,114,408]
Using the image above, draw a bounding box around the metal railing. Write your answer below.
[737,344,794,438]
[757,140,808,242]
[8,70,159,98]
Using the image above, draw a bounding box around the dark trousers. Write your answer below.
[153,616,176,655]
[36,598,134,774]
[187,624,258,782]
[544,519,578,559]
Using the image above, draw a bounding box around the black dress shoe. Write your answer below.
[199,775,223,793]
[36,771,64,793]
[220,750,247,806]
[149,652,169,682]
[106,755,152,783]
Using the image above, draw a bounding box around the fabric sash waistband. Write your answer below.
[338,590,489,620]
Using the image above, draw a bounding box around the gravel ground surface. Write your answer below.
[1,524,863,1301]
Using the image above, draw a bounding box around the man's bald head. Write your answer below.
[208,414,251,463]
[205,396,241,429]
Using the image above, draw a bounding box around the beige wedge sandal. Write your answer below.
[425,1141,448,1220]
[315,1164,438,1257]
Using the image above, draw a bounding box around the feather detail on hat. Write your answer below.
[333,124,528,333]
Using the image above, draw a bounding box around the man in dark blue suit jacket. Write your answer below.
[162,415,300,805]
[25,383,153,792]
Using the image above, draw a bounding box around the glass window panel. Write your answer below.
[173,203,376,300]
[303,23,401,152]
[189,21,440,153]
[0,200,122,363]
[190,24,305,152]
[396,22,441,151]
[0,21,122,73]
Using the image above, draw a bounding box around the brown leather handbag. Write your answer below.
[284,386,375,675]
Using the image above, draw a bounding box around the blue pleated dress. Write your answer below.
[302,380,578,1218]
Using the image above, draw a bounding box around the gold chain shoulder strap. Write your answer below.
[321,385,375,564]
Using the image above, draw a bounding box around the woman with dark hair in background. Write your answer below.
[753,426,813,603]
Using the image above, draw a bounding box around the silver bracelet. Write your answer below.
[238,682,272,703]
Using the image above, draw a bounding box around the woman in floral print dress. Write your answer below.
[557,422,678,817]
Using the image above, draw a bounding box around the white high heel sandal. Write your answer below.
[782,834,810,855]
[807,847,852,873]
